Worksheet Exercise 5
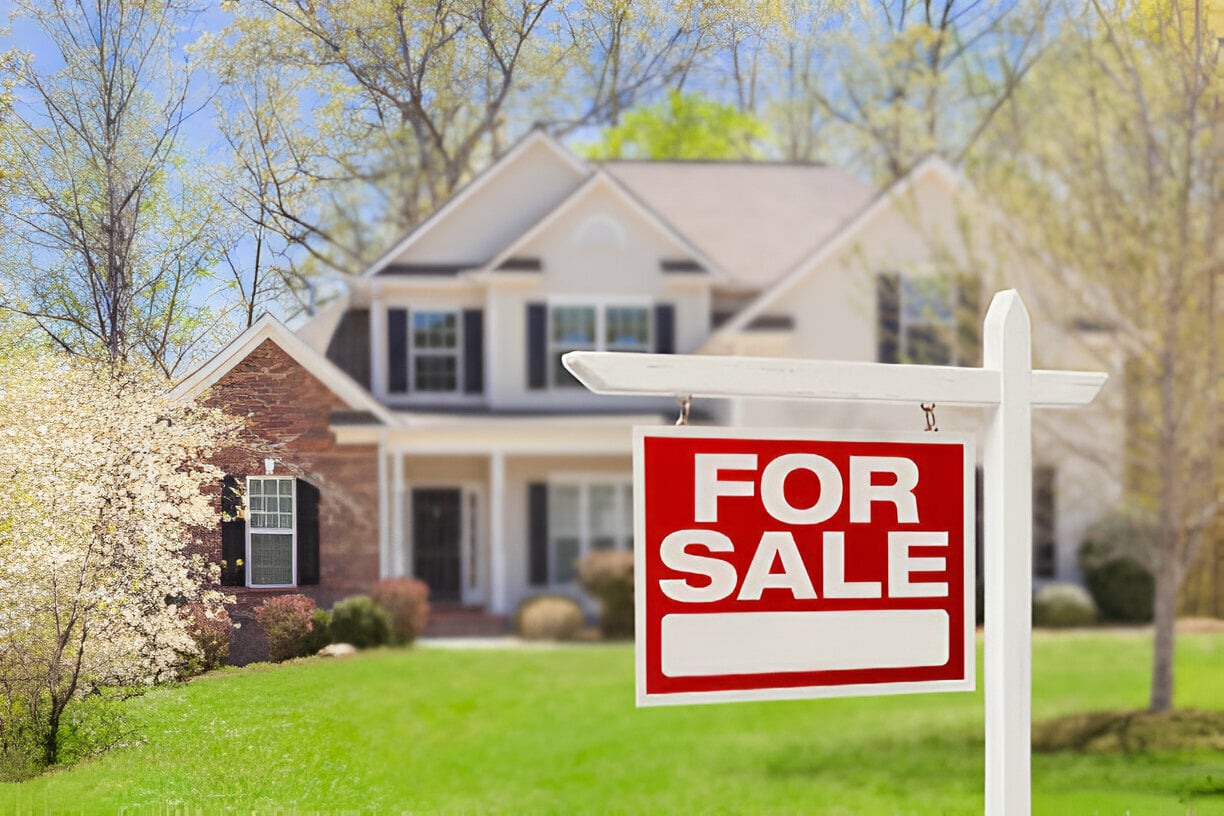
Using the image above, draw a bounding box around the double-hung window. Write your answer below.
[547,481,634,583]
[247,477,296,587]
[550,304,651,388]
[412,310,460,392]
[878,272,973,366]
[899,276,955,365]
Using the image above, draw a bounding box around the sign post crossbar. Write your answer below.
[563,290,1107,816]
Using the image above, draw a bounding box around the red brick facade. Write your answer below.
[201,339,381,663]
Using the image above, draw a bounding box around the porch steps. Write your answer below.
[424,604,509,638]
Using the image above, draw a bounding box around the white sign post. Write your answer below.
[563,290,1107,816]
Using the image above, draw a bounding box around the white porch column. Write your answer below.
[392,451,406,578]
[489,451,507,614]
[378,440,390,578]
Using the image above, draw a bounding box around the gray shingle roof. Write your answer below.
[602,161,875,289]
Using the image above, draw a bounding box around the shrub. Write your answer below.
[255,595,317,662]
[303,608,333,655]
[371,578,431,646]
[330,596,392,649]
[577,550,634,639]
[515,595,586,641]
[1033,583,1098,628]
[178,604,232,677]
[1083,558,1155,623]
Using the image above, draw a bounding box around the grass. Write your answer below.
[0,630,1222,814]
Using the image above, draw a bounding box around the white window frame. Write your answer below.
[246,476,297,589]
[409,308,463,395]
[546,475,634,586]
[548,297,652,389]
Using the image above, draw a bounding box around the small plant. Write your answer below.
[515,595,586,641]
[303,608,333,655]
[178,603,233,677]
[578,550,634,639]
[1083,558,1154,623]
[1033,583,1098,628]
[330,596,392,649]
[371,578,431,646]
[255,595,317,662]
[1078,513,1156,623]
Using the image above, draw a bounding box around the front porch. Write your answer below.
[365,412,660,617]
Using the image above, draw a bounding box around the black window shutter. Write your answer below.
[956,274,982,367]
[1033,466,1056,579]
[296,479,321,586]
[388,308,409,393]
[876,272,901,364]
[463,308,484,394]
[526,303,547,390]
[654,303,676,354]
[220,476,246,587]
[528,482,549,586]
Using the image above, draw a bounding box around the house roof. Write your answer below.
[602,160,875,288]
[704,155,965,345]
[169,314,398,427]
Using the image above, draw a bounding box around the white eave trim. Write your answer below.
[168,314,400,428]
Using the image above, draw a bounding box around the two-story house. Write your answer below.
[170,131,1119,659]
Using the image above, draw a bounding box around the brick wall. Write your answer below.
[200,339,381,664]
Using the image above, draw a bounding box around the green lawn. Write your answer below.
[2,630,1223,814]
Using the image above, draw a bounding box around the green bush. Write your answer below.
[577,550,634,639]
[1033,582,1098,628]
[514,595,586,641]
[303,608,333,655]
[330,596,392,649]
[255,595,317,662]
[370,578,430,646]
[1083,558,1155,623]
[178,603,232,677]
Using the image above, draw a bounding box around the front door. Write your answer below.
[412,488,463,602]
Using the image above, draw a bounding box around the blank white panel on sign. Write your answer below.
[661,610,950,677]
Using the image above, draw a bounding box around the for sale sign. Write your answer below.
[634,427,975,706]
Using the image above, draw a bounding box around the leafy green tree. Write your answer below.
[583,89,770,159]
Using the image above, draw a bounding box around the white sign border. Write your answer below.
[634,425,977,707]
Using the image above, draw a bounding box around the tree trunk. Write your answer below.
[1149,551,1178,712]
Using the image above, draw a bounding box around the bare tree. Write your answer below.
[0,0,224,376]
[786,0,1053,179]
[979,0,1221,712]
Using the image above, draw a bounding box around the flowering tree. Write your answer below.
[0,350,237,773]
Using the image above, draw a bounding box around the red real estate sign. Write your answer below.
[634,427,976,706]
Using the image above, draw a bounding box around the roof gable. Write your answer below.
[479,168,724,278]
[169,315,398,426]
[362,130,590,277]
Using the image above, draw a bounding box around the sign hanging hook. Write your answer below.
[921,402,938,432]
[676,395,692,426]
